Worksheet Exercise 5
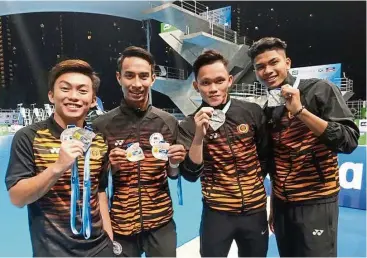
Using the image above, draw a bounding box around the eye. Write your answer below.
[124,73,134,79]
[140,74,149,80]
[216,79,225,84]
[79,89,88,94]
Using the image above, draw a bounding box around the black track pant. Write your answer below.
[200,205,269,257]
[113,220,176,257]
[273,197,338,257]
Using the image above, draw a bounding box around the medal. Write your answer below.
[149,133,164,146]
[209,109,226,131]
[267,89,286,107]
[60,125,79,142]
[72,128,96,152]
[151,141,170,161]
[126,142,145,162]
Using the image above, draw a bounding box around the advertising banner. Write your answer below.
[289,63,342,87]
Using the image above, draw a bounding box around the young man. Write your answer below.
[93,46,186,257]
[177,50,270,257]
[248,37,360,257]
[5,60,114,256]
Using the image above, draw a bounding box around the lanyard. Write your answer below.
[70,148,92,239]
[177,175,183,206]
[107,167,113,211]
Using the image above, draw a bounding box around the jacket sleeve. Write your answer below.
[312,80,360,154]
[176,117,204,182]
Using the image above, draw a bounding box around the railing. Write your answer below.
[155,65,186,80]
[173,1,240,44]
[335,77,353,92]
[230,82,267,98]
[346,100,366,120]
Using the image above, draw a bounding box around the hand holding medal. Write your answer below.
[194,107,213,138]
[57,125,84,174]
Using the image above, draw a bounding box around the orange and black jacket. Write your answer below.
[93,99,178,236]
[178,98,271,214]
[265,75,360,204]
[5,115,110,257]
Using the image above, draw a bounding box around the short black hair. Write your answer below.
[116,46,155,74]
[247,37,287,62]
[193,50,228,80]
[48,59,100,94]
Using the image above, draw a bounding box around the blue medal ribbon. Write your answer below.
[70,160,82,235]
[107,166,113,211]
[82,148,91,239]
[70,147,92,239]
[177,174,183,206]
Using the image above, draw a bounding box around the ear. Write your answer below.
[228,75,233,87]
[193,81,199,92]
[90,95,97,108]
[116,72,121,86]
[151,73,156,86]
[286,57,291,70]
[48,91,55,104]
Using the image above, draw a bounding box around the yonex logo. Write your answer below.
[115,140,124,146]
[50,148,60,154]
[312,229,324,236]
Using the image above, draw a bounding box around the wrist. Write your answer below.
[193,135,204,145]
[292,105,305,117]
[50,162,67,175]
[169,159,180,168]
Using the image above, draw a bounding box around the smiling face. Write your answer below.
[193,61,233,107]
[253,49,291,89]
[48,72,96,128]
[116,56,155,110]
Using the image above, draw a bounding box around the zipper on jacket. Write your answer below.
[137,122,143,231]
[223,125,245,211]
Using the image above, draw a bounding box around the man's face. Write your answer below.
[116,57,155,107]
[194,61,233,107]
[48,72,96,125]
[253,49,291,89]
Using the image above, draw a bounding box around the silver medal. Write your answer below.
[209,109,225,131]
[60,126,80,142]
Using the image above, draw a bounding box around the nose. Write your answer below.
[264,65,273,75]
[132,75,143,87]
[68,89,79,100]
[208,82,218,93]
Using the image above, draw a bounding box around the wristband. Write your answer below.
[169,160,180,168]
[293,106,305,117]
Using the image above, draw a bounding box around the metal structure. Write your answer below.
[155,65,187,80]
[346,100,366,120]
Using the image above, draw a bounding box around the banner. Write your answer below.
[289,63,342,87]
[160,23,178,33]
[359,119,367,133]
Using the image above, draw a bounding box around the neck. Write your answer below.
[53,113,84,129]
[125,97,149,111]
